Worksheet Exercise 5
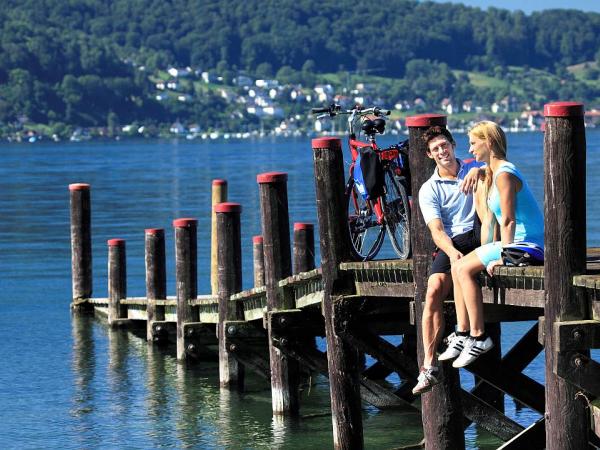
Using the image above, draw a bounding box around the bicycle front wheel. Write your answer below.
[383,168,411,259]
[346,178,385,261]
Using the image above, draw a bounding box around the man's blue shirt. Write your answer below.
[418,158,484,238]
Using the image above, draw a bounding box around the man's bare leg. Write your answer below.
[422,273,453,367]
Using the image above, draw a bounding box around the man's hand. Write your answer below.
[459,167,483,194]
[449,249,464,265]
[486,258,504,276]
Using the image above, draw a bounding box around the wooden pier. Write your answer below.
[70,102,600,449]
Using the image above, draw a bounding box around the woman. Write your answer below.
[443,121,544,368]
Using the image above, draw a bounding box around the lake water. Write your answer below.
[0,131,598,449]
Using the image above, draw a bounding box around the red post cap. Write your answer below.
[145,228,164,235]
[252,235,264,244]
[405,114,447,128]
[107,238,125,247]
[212,179,227,186]
[543,102,584,118]
[311,137,342,151]
[173,218,198,228]
[214,202,242,213]
[294,223,314,231]
[69,183,90,191]
[257,172,288,184]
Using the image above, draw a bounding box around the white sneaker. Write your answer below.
[452,336,494,368]
[438,332,468,361]
[412,367,442,395]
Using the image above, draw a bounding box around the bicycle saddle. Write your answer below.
[362,118,386,135]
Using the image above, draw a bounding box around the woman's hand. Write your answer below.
[459,167,483,194]
[486,259,504,277]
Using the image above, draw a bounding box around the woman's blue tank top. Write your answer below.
[487,162,544,246]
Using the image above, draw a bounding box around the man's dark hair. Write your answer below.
[422,126,455,149]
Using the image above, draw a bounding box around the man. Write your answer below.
[411,126,484,395]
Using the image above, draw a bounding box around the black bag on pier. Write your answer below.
[357,146,384,200]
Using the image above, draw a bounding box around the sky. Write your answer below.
[426,0,600,14]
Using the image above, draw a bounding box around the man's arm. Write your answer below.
[427,218,463,263]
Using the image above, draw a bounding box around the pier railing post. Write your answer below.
[69,183,93,312]
[543,102,589,449]
[253,235,265,288]
[312,137,363,449]
[145,228,166,342]
[406,115,465,450]
[173,218,199,362]
[108,239,127,325]
[215,202,245,389]
[293,223,315,274]
[211,179,228,295]
[257,172,299,415]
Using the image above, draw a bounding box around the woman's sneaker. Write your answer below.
[438,332,468,361]
[412,367,442,395]
[452,336,494,368]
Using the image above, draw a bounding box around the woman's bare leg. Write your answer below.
[454,252,486,336]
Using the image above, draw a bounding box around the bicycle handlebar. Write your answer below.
[311,103,390,118]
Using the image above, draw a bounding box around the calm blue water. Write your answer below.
[0,132,598,449]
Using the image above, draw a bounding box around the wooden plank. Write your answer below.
[275,341,416,411]
[502,322,543,372]
[554,320,600,351]
[225,340,271,381]
[465,357,545,413]
[555,351,600,398]
[461,390,524,441]
[151,321,175,342]
[497,418,545,450]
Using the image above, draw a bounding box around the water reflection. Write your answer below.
[70,314,98,448]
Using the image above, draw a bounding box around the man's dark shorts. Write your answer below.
[430,219,481,275]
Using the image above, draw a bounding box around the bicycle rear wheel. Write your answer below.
[346,178,385,261]
[383,168,411,259]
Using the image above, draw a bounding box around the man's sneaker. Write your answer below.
[438,332,468,361]
[412,367,442,395]
[452,336,494,368]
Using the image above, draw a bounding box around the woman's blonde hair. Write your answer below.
[468,121,507,196]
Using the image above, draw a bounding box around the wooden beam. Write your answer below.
[225,340,271,381]
[275,340,416,410]
[555,351,600,398]
[553,320,600,351]
[465,357,545,413]
[460,390,524,441]
[497,418,545,450]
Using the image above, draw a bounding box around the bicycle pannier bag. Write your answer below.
[355,146,384,200]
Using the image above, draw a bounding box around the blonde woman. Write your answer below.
[440,121,544,368]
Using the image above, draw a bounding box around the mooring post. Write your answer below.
[69,183,93,312]
[293,223,315,275]
[257,171,299,415]
[215,202,245,388]
[211,179,228,295]
[543,101,588,449]
[145,228,166,342]
[108,238,127,325]
[173,218,199,362]
[253,235,265,288]
[406,114,465,450]
[312,137,363,449]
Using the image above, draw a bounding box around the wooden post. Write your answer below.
[211,179,228,295]
[69,183,93,311]
[293,223,315,275]
[312,137,363,449]
[145,228,166,342]
[253,235,265,288]
[108,238,127,325]
[215,202,245,388]
[257,172,299,415]
[173,218,198,362]
[543,101,588,449]
[406,114,465,450]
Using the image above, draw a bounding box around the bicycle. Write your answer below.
[312,104,411,261]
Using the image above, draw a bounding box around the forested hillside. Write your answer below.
[1,0,599,136]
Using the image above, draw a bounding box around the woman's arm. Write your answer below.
[496,172,518,245]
